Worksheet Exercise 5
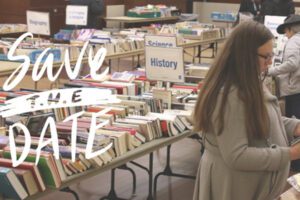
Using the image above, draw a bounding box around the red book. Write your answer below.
[103,126,137,136]
[160,120,169,137]
[172,85,198,93]
[0,158,46,192]
[87,107,117,116]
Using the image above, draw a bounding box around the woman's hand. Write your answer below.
[290,142,300,160]
[294,123,300,137]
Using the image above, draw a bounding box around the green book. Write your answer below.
[3,150,60,188]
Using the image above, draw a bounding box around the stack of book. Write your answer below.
[0,24,27,34]
[185,63,211,79]
[0,69,198,198]
[176,21,226,40]
[211,11,237,22]
[127,4,179,18]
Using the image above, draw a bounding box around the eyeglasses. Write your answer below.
[258,52,275,62]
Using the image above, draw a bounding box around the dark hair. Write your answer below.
[193,21,273,139]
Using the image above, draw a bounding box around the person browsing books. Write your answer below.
[239,0,261,16]
[192,21,300,200]
[268,15,300,119]
[258,0,295,22]
[268,14,300,171]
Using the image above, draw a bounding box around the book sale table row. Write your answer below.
[0,68,202,200]
[26,131,195,200]
[0,22,222,199]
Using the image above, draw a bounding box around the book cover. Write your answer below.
[0,167,28,200]
[0,158,46,192]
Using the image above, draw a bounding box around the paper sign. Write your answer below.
[66,5,88,26]
[145,34,177,48]
[264,15,286,37]
[26,11,50,35]
[264,15,288,67]
[145,46,184,83]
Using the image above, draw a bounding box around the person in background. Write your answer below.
[69,0,104,28]
[269,14,300,119]
[192,21,300,200]
[259,0,295,20]
[268,14,300,171]
[239,0,262,16]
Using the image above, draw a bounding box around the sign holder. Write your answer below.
[145,46,184,83]
[26,10,51,36]
[66,5,88,28]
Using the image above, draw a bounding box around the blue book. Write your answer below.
[0,167,28,200]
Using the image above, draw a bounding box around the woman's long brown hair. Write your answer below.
[193,21,272,139]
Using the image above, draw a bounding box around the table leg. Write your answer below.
[61,186,80,200]
[153,145,195,199]
[129,152,154,200]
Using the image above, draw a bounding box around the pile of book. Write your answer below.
[0,29,146,63]
[211,11,237,22]
[185,63,211,79]
[127,4,180,18]
[0,24,27,34]
[176,21,226,40]
[0,68,198,199]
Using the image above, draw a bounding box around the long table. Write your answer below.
[0,37,226,89]
[104,16,179,28]
[0,37,226,75]
[0,49,145,89]
[25,131,195,200]
[0,50,144,77]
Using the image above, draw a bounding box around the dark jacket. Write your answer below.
[260,0,295,17]
[70,0,104,28]
[239,0,260,16]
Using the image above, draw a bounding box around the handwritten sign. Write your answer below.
[145,34,177,48]
[1,32,117,166]
[145,46,184,83]
[26,11,50,35]
[66,5,88,26]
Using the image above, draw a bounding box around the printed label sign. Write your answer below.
[145,34,177,48]
[66,5,88,26]
[264,15,287,67]
[145,46,184,83]
[26,11,50,35]
[264,15,286,37]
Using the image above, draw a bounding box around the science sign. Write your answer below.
[145,34,177,48]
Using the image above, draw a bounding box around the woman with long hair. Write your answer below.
[193,21,300,200]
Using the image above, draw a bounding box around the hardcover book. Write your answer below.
[0,167,28,200]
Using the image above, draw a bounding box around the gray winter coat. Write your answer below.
[193,87,300,200]
[268,32,300,97]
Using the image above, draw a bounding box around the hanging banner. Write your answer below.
[145,46,184,83]
[66,5,88,26]
[26,11,50,36]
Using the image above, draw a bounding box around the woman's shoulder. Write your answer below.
[286,34,300,48]
[219,86,239,97]
[218,86,242,105]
